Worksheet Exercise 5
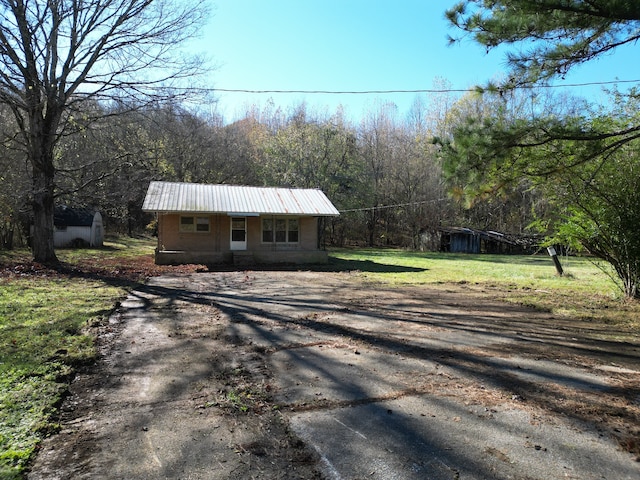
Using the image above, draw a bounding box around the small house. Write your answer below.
[142,181,340,265]
[54,206,104,248]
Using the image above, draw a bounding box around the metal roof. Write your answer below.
[54,206,99,227]
[142,181,340,216]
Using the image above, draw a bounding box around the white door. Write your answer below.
[230,217,247,250]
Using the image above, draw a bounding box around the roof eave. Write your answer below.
[145,210,340,217]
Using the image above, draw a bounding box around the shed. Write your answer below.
[142,181,340,265]
[438,227,539,254]
[54,206,104,248]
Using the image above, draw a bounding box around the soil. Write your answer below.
[13,257,640,479]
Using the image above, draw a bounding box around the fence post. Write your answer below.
[547,246,564,276]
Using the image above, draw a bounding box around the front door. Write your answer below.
[230,217,247,250]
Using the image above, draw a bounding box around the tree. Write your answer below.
[551,101,640,298]
[441,88,640,297]
[444,1,640,298]
[358,102,398,247]
[446,1,640,88]
[439,89,569,231]
[0,104,30,249]
[54,102,160,236]
[445,1,640,163]
[0,0,208,263]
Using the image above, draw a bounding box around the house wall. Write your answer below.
[155,213,326,265]
[157,213,227,252]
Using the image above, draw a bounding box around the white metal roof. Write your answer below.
[142,181,340,216]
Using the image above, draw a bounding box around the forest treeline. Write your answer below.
[0,88,550,251]
[2,0,636,297]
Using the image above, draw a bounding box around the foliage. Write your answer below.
[552,134,640,298]
[439,90,562,233]
[441,90,640,298]
[0,0,209,263]
[353,102,450,247]
[444,1,640,299]
[446,1,640,87]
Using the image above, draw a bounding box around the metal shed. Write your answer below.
[438,227,540,254]
[53,206,104,248]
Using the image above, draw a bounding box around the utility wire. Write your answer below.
[211,79,640,95]
[340,198,448,213]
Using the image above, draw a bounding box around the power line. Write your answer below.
[340,198,448,213]
[212,79,640,96]
[214,88,470,94]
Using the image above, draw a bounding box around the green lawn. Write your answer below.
[329,248,617,291]
[0,241,637,478]
[0,238,152,479]
[328,248,638,328]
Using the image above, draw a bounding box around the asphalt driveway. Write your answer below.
[29,271,640,479]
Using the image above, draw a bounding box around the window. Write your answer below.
[231,217,246,241]
[180,215,210,233]
[180,216,194,231]
[262,218,273,242]
[288,219,299,243]
[262,217,299,243]
[275,219,287,242]
[196,216,210,232]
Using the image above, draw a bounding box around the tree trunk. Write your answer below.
[624,276,639,300]
[366,210,377,247]
[31,166,58,264]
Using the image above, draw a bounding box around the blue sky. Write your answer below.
[191,1,640,122]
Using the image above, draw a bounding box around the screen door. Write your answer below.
[230,217,247,250]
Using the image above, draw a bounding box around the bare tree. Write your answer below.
[0,0,209,263]
[0,104,30,248]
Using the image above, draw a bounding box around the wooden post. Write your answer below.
[547,246,564,276]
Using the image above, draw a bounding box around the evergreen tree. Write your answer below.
[444,1,640,298]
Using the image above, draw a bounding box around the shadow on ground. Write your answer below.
[28,270,640,480]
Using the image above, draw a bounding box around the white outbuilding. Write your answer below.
[53,206,104,248]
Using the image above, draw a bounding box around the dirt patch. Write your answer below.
[28,270,640,479]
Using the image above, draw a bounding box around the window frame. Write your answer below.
[230,217,246,242]
[262,218,274,243]
[261,216,299,244]
[179,215,210,233]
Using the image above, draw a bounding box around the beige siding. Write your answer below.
[158,214,228,252]
[250,216,318,252]
[156,214,324,264]
[246,216,261,250]
[300,217,318,249]
[158,214,319,253]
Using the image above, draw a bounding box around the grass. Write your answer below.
[0,237,152,479]
[328,248,640,330]
[0,239,637,478]
[0,278,122,477]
